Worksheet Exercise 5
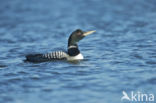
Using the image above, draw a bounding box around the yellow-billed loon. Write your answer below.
[25,29,95,62]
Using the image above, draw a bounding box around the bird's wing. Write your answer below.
[25,51,68,62]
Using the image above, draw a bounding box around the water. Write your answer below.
[0,0,156,103]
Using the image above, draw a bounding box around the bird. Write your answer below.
[25,29,95,62]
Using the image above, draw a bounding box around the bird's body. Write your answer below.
[25,29,95,62]
[26,51,83,62]
[26,51,68,62]
[67,53,84,61]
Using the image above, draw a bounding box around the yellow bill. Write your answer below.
[83,30,96,36]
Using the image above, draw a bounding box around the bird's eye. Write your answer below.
[77,32,82,36]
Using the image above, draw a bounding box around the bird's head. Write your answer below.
[68,29,95,47]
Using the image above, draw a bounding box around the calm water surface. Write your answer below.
[0,0,156,103]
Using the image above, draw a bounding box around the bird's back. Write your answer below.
[25,51,68,62]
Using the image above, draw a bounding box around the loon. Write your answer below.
[25,29,95,62]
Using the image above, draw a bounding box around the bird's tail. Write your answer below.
[25,51,68,62]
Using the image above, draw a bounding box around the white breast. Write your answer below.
[67,53,84,61]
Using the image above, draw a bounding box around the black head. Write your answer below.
[68,29,84,46]
[67,29,95,56]
[68,29,95,47]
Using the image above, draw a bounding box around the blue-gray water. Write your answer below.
[0,0,156,103]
